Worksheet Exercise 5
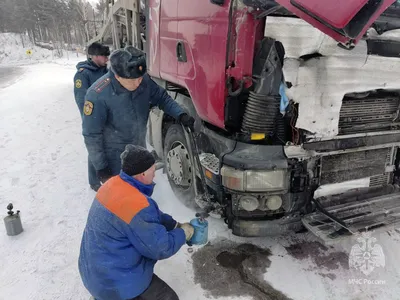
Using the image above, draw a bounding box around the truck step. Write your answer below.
[302,188,400,245]
[199,153,220,174]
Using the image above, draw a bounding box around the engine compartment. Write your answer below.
[264,16,400,139]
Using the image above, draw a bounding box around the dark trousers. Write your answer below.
[130,275,179,300]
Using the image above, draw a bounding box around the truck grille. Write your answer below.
[369,147,395,187]
[370,173,392,187]
[338,93,400,135]
[320,148,392,185]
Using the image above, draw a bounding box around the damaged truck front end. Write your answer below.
[145,0,400,244]
[210,0,400,244]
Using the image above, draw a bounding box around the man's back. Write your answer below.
[78,172,186,300]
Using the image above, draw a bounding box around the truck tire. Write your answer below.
[163,124,198,208]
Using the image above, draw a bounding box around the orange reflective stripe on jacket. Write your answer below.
[96,176,150,224]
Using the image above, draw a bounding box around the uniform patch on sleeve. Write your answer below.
[83,100,94,116]
[75,79,82,88]
[78,68,84,72]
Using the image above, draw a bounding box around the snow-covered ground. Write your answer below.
[0,33,82,66]
[1,59,400,300]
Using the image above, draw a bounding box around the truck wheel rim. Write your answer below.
[166,141,192,188]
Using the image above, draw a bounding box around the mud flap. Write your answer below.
[302,186,400,245]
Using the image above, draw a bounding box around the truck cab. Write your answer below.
[95,0,400,244]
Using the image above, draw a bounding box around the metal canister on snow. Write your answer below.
[4,203,23,236]
[189,216,208,245]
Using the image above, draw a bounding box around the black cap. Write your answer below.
[87,42,110,56]
[120,145,155,176]
[109,48,147,79]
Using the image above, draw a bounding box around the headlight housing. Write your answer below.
[221,166,288,192]
[239,195,260,211]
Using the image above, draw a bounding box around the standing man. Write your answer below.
[73,42,110,191]
[78,144,195,300]
[82,47,195,184]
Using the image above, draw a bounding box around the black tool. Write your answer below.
[186,127,212,204]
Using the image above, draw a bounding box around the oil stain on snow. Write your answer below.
[285,241,349,270]
[284,241,349,280]
[192,241,292,300]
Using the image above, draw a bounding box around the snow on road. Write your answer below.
[1,61,400,300]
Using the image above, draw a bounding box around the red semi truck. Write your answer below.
[95,0,400,244]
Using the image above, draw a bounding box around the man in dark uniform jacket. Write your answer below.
[73,42,110,191]
[81,47,195,184]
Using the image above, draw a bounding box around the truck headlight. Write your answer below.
[221,166,288,192]
[266,195,283,210]
[240,196,260,211]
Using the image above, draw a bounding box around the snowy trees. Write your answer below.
[0,0,105,48]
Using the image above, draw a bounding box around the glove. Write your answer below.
[178,222,194,241]
[97,167,113,183]
[179,113,195,131]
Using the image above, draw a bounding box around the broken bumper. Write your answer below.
[302,185,400,245]
[231,215,303,237]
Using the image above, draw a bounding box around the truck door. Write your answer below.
[146,0,161,77]
[175,0,230,124]
[274,0,396,46]
[159,0,179,81]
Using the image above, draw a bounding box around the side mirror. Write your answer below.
[211,0,224,5]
